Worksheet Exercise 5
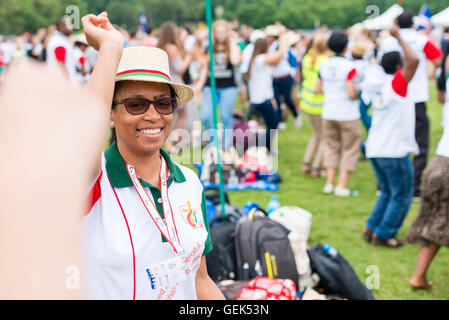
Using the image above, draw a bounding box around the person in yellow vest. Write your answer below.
[300,34,330,177]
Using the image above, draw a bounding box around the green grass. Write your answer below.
[200,84,449,300]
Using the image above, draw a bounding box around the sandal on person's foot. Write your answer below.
[301,163,311,174]
[363,227,373,243]
[371,235,404,248]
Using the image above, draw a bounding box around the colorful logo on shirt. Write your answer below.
[178,201,204,230]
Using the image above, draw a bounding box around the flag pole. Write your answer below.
[205,0,226,217]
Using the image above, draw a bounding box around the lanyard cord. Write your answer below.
[107,174,136,300]
[126,156,183,255]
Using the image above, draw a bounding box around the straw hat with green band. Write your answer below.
[115,46,195,106]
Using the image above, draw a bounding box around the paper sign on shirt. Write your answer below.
[146,256,187,290]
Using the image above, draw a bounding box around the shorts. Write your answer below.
[322,119,361,172]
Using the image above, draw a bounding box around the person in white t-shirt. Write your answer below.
[239,29,266,120]
[240,29,266,76]
[46,17,78,83]
[363,26,419,248]
[316,31,361,197]
[350,41,372,160]
[379,11,443,197]
[0,37,16,67]
[245,35,288,151]
[266,25,301,129]
[406,47,449,289]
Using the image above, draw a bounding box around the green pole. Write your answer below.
[205,0,226,217]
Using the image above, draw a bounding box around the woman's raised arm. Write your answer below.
[82,12,124,176]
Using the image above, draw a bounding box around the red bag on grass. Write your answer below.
[236,277,297,300]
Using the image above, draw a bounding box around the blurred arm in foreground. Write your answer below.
[0,62,108,299]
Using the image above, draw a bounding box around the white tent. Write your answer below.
[431,7,449,27]
[363,4,404,30]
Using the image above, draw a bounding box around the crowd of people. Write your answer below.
[1,9,449,296]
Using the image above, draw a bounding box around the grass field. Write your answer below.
[196,84,449,300]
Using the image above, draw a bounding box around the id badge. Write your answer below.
[146,255,187,290]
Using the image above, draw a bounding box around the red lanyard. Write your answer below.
[126,156,183,255]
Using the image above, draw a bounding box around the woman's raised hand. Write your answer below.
[82,12,124,51]
[278,33,289,50]
[389,25,401,40]
[83,11,124,113]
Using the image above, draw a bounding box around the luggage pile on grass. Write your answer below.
[205,189,375,300]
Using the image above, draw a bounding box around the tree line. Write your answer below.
[1,0,448,35]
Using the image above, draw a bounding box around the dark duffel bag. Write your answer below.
[308,243,375,300]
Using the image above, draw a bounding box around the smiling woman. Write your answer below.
[111,80,176,164]
[81,12,225,300]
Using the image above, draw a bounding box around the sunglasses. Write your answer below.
[112,97,177,115]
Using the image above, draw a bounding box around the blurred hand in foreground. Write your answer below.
[0,62,108,299]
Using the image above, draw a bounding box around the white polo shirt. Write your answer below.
[366,70,419,158]
[82,142,212,300]
[319,56,360,121]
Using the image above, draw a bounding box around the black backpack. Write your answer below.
[206,213,242,283]
[307,243,375,300]
[204,187,230,207]
[234,212,299,288]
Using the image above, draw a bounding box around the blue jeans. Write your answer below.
[359,99,372,131]
[367,157,414,240]
[201,86,238,148]
[273,75,297,123]
[359,99,371,156]
[251,100,279,151]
